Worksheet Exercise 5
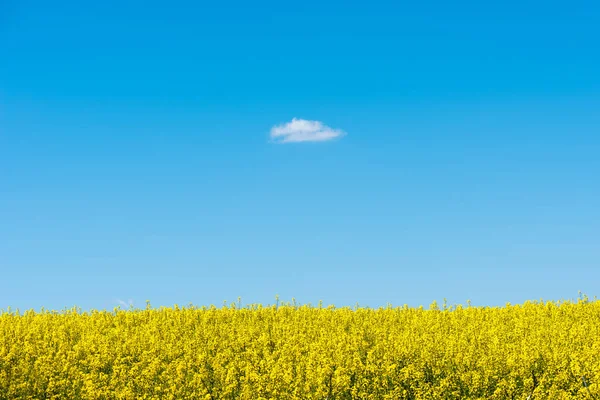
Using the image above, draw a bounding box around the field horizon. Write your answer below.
[3,296,600,399]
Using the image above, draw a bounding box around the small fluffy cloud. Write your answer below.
[270,118,346,143]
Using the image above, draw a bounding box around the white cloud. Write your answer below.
[270,118,346,143]
[116,298,134,309]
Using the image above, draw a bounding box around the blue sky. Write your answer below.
[1,0,599,311]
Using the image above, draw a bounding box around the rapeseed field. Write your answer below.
[1,297,599,399]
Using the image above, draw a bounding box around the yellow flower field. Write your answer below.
[1,298,599,399]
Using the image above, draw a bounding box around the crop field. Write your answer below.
[1,298,600,399]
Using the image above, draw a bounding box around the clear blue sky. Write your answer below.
[1,0,599,311]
